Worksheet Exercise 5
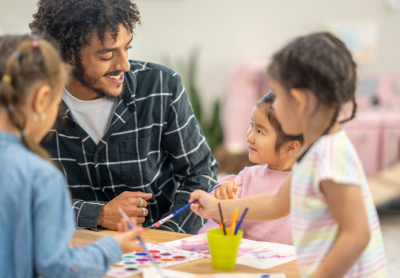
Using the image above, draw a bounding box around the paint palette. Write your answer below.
[106,243,204,278]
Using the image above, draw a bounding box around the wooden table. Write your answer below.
[72,228,300,278]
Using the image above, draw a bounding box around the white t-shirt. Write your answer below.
[62,88,117,144]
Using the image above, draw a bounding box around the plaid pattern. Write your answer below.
[42,60,218,234]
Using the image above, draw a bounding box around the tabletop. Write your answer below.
[71,228,300,278]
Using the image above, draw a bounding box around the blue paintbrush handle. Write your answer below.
[173,183,222,216]
[234,207,249,235]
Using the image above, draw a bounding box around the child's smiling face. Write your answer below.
[246,106,279,165]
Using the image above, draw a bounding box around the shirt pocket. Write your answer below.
[119,132,159,185]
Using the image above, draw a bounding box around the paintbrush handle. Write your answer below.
[234,208,249,235]
[173,201,194,215]
[173,183,222,216]
[118,208,165,278]
[153,184,222,228]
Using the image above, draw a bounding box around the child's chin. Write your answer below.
[248,154,259,164]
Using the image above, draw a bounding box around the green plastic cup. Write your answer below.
[207,228,243,271]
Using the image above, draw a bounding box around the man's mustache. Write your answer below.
[103,71,124,77]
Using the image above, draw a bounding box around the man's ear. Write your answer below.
[286,140,301,156]
[290,88,308,116]
[32,84,51,114]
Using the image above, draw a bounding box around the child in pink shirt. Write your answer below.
[198,92,302,245]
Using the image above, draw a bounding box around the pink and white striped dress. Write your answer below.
[291,130,388,278]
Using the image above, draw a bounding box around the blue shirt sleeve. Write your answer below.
[32,169,122,278]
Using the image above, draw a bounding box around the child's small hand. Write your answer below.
[113,217,143,253]
[214,181,238,200]
[189,190,219,219]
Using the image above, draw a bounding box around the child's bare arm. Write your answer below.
[313,181,370,278]
[190,173,292,221]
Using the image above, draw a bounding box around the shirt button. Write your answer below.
[70,122,75,128]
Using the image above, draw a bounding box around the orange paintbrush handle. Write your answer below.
[228,208,238,236]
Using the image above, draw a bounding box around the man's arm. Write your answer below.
[42,129,152,231]
[71,199,106,230]
[157,73,218,234]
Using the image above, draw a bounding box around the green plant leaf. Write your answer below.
[161,46,223,154]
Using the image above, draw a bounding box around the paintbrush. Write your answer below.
[228,208,239,236]
[234,207,248,235]
[116,205,165,278]
[218,203,226,235]
[152,183,222,228]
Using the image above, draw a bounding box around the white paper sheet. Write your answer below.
[160,233,296,270]
[143,269,287,278]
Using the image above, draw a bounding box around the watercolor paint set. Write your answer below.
[106,243,204,278]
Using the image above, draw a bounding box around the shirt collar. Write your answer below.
[58,71,137,118]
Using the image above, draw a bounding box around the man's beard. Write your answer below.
[73,58,125,101]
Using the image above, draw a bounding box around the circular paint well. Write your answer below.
[161,258,174,262]
[125,262,137,265]
[138,265,150,268]
[123,255,135,259]
[135,250,145,253]
[153,255,162,259]
[113,264,124,268]
[150,250,161,253]
[136,258,150,262]
[160,253,172,256]
[111,270,126,275]
[173,256,187,261]
[135,253,147,256]
[125,267,139,271]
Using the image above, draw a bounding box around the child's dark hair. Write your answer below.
[267,32,357,137]
[0,35,68,160]
[256,92,303,158]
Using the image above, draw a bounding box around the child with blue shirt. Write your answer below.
[0,35,142,278]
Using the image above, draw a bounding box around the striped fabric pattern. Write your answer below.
[291,130,388,278]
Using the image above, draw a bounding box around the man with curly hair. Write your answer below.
[30,0,218,234]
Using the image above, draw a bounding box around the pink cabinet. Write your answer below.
[342,110,382,176]
[381,111,400,170]
[224,61,269,153]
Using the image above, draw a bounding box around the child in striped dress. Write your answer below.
[190,32,388,278]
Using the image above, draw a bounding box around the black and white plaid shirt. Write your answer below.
[42,60,218,234]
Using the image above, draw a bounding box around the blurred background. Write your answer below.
[1,0,399,275]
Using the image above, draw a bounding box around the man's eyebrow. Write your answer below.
[95,35,133,55]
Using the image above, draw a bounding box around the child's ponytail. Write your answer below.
[0,35,68,160]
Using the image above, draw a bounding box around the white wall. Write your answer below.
[1,0,400,112]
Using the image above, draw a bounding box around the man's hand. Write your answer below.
[98,191,152,230]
